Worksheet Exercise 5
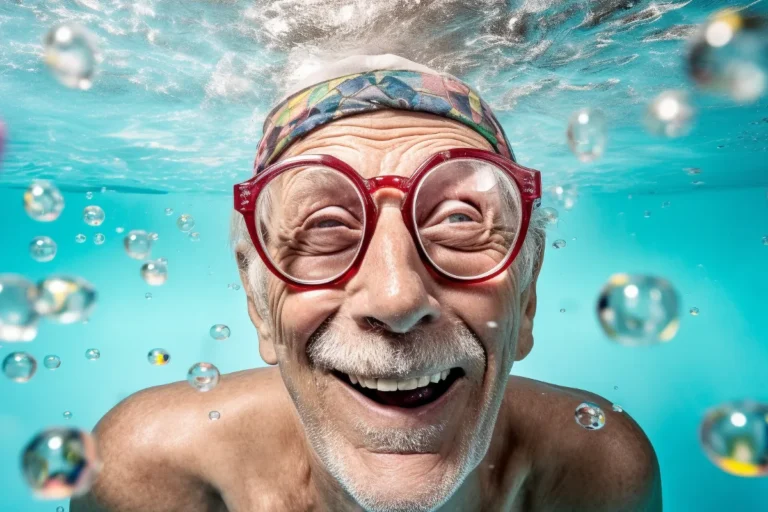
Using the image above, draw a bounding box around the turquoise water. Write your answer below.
[1,0,768,511]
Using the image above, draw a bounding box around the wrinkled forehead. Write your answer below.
[275,111,495,180]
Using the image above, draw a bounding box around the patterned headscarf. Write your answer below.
[253,69,514,173]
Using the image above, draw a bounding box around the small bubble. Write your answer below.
[100,186,107,193]
[75,234,86,243]
[148,232,159,241]
[690,307,700,316]
[552,239,566,249]
[82,206,105,227]
[93,233,105,245]
[29,236,57,262]
[612,404,624,413]
[230,283,241,291]
[763,236,768,246]
[63,411,72,419]
[614,385,619,390]
[209,411,221,421]
[210,324,231,341]
[644,210,651,218]
[560,308,566,313]
[164,208,173,216]
[187,362,220,392]
[85,191,93,199]
[189,232,200,242]
[177,214,195,233]
[644,90,694,137]
[24,181,65,222]
[85,348,100,361]
[57,507,65,512]
[661,201,671,208]
[144,292,152,300]
[486,321,498,328]
[44,355,61,369]
[574,401,606,430]
[685,167,701,175]
[115,227,124,234]
[147,348,170,366]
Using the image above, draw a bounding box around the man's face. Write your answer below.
[248,111,537,512]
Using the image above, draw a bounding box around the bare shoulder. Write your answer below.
[70,367,296,512]
[501,376,662,511]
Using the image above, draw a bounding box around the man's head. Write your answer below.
[231,56,546,512]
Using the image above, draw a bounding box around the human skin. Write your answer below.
[71,111,662,512]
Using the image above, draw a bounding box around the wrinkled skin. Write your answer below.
[71,112,662,512]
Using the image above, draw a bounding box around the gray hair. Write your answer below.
[230,205,547,326]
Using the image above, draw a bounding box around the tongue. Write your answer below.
[373,384,439,408]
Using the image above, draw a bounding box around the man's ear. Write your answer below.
[236,246,277,365]
[515,246,544,362]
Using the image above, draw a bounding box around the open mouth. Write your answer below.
[332,368,465,408]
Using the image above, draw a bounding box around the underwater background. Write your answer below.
[1,0,767,510]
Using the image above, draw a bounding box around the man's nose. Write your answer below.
[346,206,440,334]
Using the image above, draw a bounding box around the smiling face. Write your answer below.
[241,110,540,512]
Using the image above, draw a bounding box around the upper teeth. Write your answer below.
[346,369,451,391]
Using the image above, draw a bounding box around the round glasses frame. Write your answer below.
[234,148,542,290]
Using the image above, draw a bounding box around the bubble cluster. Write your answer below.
[645,90,695,138]
[35,276,97,324]
[124,230,152,260]
[21,427,101,498]
[0,274,39,342]
[566,108,607,162]
[177,214,195,233]
[24,181,65,222]
[700,401,768,477]
[82,206,105,226]
[141,260,168,286]
[597,274,680,346]
[575,402,606,430]
[29,237,58,263]
[43,23,101,90]
[688,10,768,102]
[210,324,231,341]
[147,348,170,366]
[187,362,220,392]
[3,352,37,382]
[44,355,61,370]
[85,348,100,361]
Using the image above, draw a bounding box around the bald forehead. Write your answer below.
[278,111,494,179]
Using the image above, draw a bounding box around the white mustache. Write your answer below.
[307,317,485,378]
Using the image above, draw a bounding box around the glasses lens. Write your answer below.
[413,158,522,279]
[255,165,365,284]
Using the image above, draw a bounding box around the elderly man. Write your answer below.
[72,55,661,512]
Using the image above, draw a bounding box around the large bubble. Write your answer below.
[43,23,101,91]
[3,352,37,382]
[0,274,39,342]
[700,401,768,477]
[566,108,606,162]
[29,236,58,263]
[21,427,101,499]
[124,230,153,260]
[596,274,680,346]
[688,10,768,102]
[82,206,105,227]
[24,181,64,222]
[187,362,220,392]
[34,276,97,324]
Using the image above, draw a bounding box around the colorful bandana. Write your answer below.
[253,69,515,173]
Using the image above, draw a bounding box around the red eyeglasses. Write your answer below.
[234,148,541,290]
